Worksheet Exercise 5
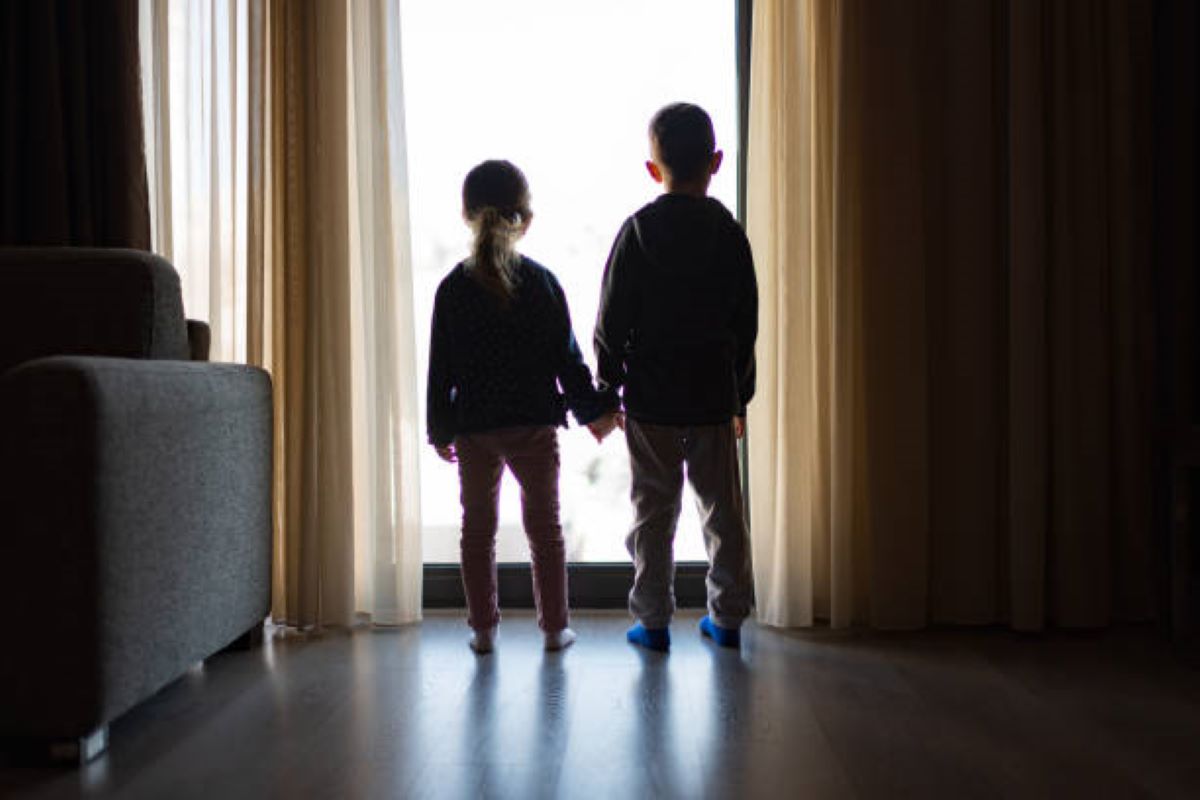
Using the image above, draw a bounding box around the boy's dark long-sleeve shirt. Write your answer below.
[594,194,757,425]
[427,256,615,447]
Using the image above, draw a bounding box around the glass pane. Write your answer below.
[401,0,737,563]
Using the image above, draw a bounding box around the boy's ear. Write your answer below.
[710,150,724,175]
[646,160,664,184]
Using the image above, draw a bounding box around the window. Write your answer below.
[401,0,739,564]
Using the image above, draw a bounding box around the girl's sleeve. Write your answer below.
[426,284,456,447]
[547,272,617,426]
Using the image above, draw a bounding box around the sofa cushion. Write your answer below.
[0,248,190,377]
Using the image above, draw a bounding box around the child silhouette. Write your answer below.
[594,104,758,651]
[427,160,619,653]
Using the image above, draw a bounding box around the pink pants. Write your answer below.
[455,425,569,633]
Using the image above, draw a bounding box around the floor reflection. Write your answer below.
[6,615,1199,800]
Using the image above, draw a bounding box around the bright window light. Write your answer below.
[401,0,738,563]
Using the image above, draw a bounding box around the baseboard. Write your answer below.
[423,562,710,609]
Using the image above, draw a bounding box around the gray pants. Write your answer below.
[624,418,752,629]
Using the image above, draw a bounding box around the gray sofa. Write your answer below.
[0,248,273,762]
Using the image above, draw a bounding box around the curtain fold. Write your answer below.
[138,0,251,362]
[746,0,867,629]
[345,0,423,624]
[141,0,423,629]
[1,0,150,248]
[748,0,1154,630]
[268,0,357,628]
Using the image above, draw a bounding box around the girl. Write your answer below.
[427,160,617,653]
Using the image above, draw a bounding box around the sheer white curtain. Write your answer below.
[140,0,423,626]
[345,0,423,624]
[139,0,251,362]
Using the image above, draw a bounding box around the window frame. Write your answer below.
[421,0,754,607]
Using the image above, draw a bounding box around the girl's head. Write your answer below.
[462,160,532,303]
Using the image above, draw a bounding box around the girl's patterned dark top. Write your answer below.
[426,256,616,447]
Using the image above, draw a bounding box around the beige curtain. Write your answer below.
[747,0,1154,630]
[141,0,423,629]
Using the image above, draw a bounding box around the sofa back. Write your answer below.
[0,248,190,376]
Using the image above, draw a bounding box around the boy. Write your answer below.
[594,103,757,651]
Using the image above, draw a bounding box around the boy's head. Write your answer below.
[646,103,722,193]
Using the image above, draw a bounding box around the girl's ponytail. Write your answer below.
[462,160,532,306]
[469,206,522,302]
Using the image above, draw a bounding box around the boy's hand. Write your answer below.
[434,444,457,463]
[733,416,745,439]
[587,412,619,443]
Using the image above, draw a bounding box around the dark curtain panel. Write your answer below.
[1152,0,1199,648]
[751,0,1185,629]
[0,0,150,248]
[854,0,1157,628]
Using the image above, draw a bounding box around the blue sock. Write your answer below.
[699,615,741,648]
[626,623,670,652]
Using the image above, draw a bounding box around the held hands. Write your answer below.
[587,411,623,443]
[435,411,625,459]
[437,414,726,454]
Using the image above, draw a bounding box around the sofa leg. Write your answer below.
[224,621,265,652]
[48,725,108,764]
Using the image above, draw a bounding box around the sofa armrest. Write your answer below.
[186,319,211,362]
[0,356,273,739]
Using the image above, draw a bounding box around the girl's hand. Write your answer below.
[733,416,745,439]
[435,444,457,463]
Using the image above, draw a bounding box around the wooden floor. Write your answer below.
[3,611,1200,799]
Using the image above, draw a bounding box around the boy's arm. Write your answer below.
[426,287,456,448]
[593,220,638,399]
[548,273,617,426]
[733,228,758,415]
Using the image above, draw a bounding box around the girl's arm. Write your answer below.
[547,272,617,426]
[426,284,457,449]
